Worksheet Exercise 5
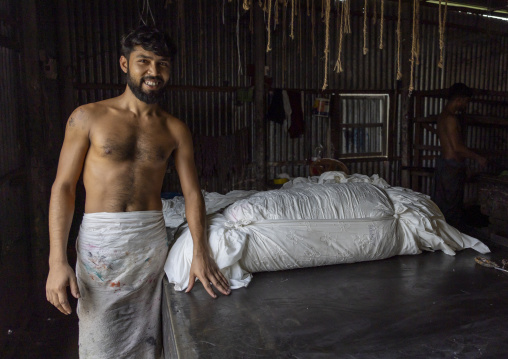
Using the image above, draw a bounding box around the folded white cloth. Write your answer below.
[165,179,489,291]
[76,211,168,359]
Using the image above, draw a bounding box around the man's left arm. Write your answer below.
[172,121,231,298]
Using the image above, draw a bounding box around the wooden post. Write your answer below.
[329,94,341,159]
[400,0,413,189]
[254,4,266,190]
[21,0,66,303]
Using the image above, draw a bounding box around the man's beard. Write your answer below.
[127,72,167,105]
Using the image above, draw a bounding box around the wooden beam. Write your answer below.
[254,4,266,190]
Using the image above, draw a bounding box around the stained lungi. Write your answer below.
[76,211,168,359]
[433,158,467,229]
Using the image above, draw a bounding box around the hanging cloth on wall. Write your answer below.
[265,89,286,124]
[282,90,292,129]
[287,90,304,138]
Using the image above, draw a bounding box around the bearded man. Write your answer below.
[45,26,230,358]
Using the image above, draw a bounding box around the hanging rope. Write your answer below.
[139,0,156,26]
[438,0,448,69]
[311,0,316,57]
[299,0,303,61]
[322,0,325,19]
[334,0,346,73]
[335,0,340,58]
[216,2,221,74]
[373,0,377,25]
[290,0,295,39]
[250,0,254,33]
[222,0,226,24]
[416,0,420,65]
[274,0,279,27]
[266,0,273,52]
[363,0,368,55]
[396,0,402,80]
[282,0,287,86]
[344,0,351,34]
[198,0,203,62]
[379,0,384,49]
[307,0,310,16]
[236,0,243,75]
[177,0,186,79]
[409,0,420,95]
[322,0,331,90]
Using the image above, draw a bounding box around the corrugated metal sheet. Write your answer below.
[0,0,28,258]
[63,0,507,193]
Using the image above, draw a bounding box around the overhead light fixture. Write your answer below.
[426,1,508,17]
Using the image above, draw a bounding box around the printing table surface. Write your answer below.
[162,245,508,359]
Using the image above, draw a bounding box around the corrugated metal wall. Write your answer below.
[62,0,507,193]
[0,0,28,262]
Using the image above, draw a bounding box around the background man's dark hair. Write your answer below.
[448,83,473,101]
[121,25,177,61]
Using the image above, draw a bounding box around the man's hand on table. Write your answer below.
[186,252,231,298]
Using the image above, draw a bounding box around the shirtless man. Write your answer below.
[433,83,487,229]
[45,26,230,358]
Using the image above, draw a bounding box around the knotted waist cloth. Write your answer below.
[76,210,168,359]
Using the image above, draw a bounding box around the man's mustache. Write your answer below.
[142,76,164,83]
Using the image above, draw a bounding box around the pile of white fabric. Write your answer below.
[163,172,489,291]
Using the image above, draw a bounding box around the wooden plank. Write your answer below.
[338,123,384,128]
[415,115,508,126]
[466,115,508,127]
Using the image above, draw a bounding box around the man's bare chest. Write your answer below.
[90,122,175,163]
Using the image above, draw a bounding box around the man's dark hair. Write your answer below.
[121,26,177,60]
[448,83,473,100]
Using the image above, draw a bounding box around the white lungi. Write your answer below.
[76,211,168,359]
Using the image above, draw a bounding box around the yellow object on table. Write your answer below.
[274,178,289,185]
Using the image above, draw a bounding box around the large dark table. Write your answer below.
[162,244,508,358]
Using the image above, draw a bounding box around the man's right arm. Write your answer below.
[46,106,91,315]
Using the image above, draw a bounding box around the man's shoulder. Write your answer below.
[164,112,189,132]
[71,101,107,117]
[70,98,121,123]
